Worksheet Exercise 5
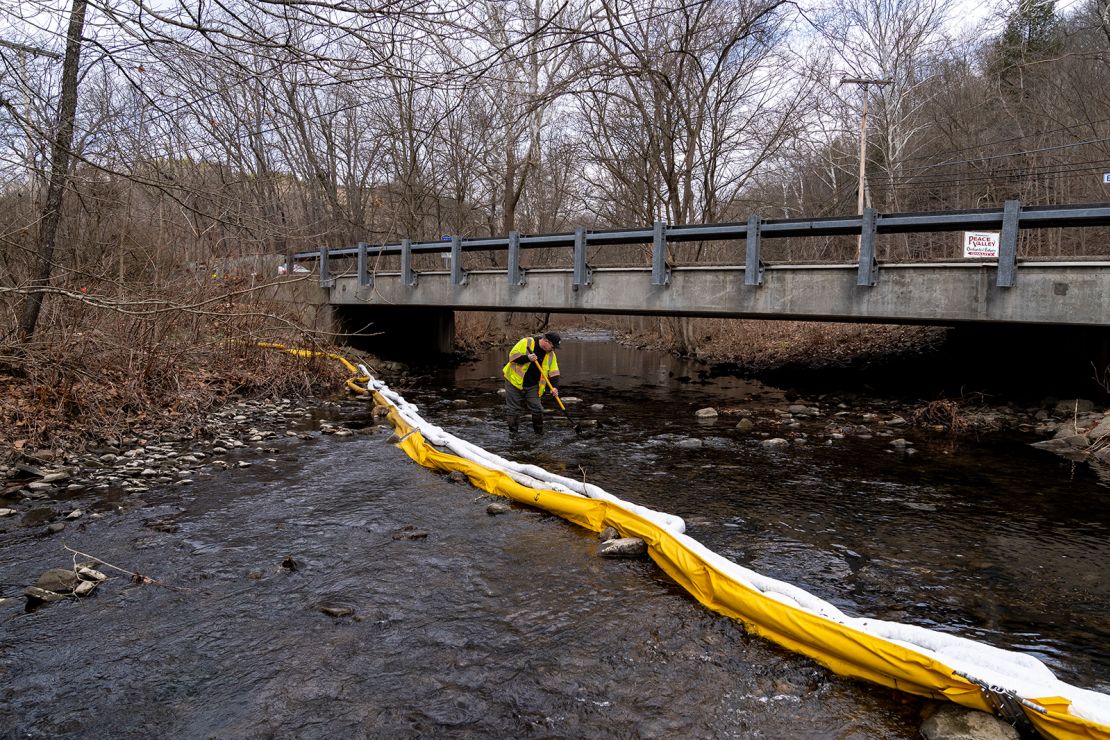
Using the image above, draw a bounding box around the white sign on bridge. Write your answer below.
[963,231,1000,258]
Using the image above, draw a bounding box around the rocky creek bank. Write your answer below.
[0,361,419,541]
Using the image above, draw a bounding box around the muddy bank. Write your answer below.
[0,347,342,469]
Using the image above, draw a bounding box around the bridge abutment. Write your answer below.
[333,305,455,357]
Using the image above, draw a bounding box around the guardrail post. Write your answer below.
[856,208,879,286]
[508,231,525,286]
[573,226,591,289]
[401,238,417,287]
[744,214,764,286]
[284,252,294,277]
[997,199,1020,288]
[451,235,467,285]
[357,242,372,287]
[319,246,331,287]
[651,220,670,286]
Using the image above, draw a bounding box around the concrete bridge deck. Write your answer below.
[329,261,1110,327]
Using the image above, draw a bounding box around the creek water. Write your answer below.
[1,331,1107,738]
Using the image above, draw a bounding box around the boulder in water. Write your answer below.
[36,568,81,593]
[320,606,354,618]
[1054,398,1094,414]
[24,586,67,603]
[919,703,1018,740]
[598,537,647,558]
[78,567,108,582]
[74,580,99,596]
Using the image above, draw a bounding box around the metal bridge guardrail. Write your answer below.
[289,200,1110,291]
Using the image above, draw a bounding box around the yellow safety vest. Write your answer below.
[502,336,560,394]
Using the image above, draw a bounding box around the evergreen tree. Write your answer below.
[989,0,1061,84]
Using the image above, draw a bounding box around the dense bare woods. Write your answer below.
[3,0,1108,290]
[0,0,1108,442]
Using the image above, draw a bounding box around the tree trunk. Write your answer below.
[18,0,87,341]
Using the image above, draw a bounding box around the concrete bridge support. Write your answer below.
[260,277,335,336]
[333,305,455,357]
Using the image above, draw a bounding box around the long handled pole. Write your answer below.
[532,359,581,433]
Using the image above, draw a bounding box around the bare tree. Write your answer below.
[581,0,803,226]
[578,0,803,352]
[462,0,587,235]
[819,0,952,216]
[17,0,87,340]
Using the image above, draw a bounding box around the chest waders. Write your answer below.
[503,337,557,435]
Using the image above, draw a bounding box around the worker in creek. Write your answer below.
[502,331,562,434]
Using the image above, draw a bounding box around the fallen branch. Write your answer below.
[64,544,157,586]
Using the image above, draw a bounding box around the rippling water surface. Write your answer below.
[1,331,1107,738]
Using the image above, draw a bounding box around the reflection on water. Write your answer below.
[0,330,1106,737]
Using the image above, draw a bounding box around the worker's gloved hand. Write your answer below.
[550,387,559,397]
[527,353,538,362]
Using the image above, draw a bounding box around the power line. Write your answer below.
[0,37,63,60]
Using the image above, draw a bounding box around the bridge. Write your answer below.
[290,200,1110,354]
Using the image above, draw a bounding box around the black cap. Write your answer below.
[543,331,561,348]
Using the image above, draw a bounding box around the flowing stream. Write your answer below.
[1,331,1107,738]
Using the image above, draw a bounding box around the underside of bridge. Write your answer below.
[333,305,455,357]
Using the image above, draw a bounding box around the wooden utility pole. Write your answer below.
[840,77,891,216]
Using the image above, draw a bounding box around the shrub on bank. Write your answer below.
[1,281,343,465]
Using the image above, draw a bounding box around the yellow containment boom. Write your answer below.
[259,343,1110,740]
[360,374,1109,740]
